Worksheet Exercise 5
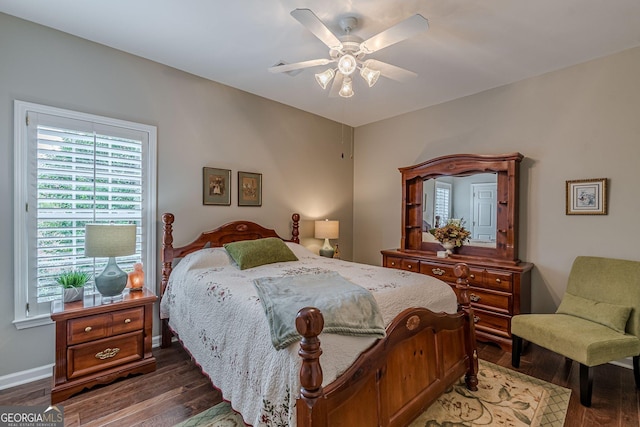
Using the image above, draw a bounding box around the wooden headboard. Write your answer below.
[160,212,300,296]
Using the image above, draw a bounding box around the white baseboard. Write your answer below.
[611,357,634,370]
[0,335,163,391]
[0,364,54,391]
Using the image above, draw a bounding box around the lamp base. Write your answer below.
[319,248,335,258]
[95,257,128,297]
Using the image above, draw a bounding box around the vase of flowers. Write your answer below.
[431,219,471,253]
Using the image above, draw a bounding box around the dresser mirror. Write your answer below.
[422,173,498,247]
[400,153,523,263]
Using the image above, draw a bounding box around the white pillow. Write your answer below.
[285,242,321,259]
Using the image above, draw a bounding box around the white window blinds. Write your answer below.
[33,116,144,303]
[14,101,157,328]
[434,181,452,226]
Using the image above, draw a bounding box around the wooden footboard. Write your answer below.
[295,264,478,427]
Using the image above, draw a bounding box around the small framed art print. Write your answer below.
[566,178,607,215]
[238,171,262,206]
[203,167,231,205]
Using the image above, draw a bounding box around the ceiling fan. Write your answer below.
[268,9,429,98]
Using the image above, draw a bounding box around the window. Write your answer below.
[434,181,452,226]
[13,101,157,329]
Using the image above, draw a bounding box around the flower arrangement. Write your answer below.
[431,219,471,247]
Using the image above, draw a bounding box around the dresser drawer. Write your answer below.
[384,256,403,269]
[483,270,513,292]
[468,288,511,313]
[420,263,456,281]
[400,259,420,272]
[68,314,109,345]
[111,307,144,335]
[472,308,510,338]
[420,262,484,284]
[67,331,144,379]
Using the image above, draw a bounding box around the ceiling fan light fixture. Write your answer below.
[315,68,335,89]
[337,54,357,76]
[360,66,380,87]
[339,77,354,98]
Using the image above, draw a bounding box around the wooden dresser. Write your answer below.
[386,153,533,351]
[382,250,532,350]
[51,288,157,403]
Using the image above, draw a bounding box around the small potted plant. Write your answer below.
[56,270,91,302]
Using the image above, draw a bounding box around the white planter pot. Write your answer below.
[63,287,84,303]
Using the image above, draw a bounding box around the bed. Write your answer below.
[159,213,478,427]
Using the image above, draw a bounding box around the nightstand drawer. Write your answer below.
[111,307,144,335]
[68,314,109,345]
[67,331,144,379]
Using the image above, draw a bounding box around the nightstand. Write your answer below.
[51,288,157,404]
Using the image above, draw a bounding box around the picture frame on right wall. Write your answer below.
[238,171,262,207]
[566,178,607,215]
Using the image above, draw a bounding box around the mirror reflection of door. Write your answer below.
[471,183,497,241]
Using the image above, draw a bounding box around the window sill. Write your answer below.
[13,314,53,330]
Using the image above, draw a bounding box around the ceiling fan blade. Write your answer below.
[328,72,344,98]
[268,58,333,73]
[291,8,343,50]
[360,14,429,54]
[364,60,417,82]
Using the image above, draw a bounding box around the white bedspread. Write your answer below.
[160,243,456,427]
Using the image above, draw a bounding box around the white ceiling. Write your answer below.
[2,0,640,127]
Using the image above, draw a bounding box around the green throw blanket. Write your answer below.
[254,272,386,350]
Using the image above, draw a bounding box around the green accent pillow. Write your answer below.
[556,292,632,333]
[223,238,298,270]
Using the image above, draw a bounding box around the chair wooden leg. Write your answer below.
[512,335,522,368]
[579,363,592,407]
[634,356,640,389]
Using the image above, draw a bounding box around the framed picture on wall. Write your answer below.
[566,178,607,215]
[203,167,231,205]
[238,171,262,206]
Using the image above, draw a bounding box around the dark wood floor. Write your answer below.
[1,342,638,426]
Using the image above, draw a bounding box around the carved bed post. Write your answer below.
[292,213,300,243]
[161,213,175,348]
[296,307,324,423]
[454,263,479,390]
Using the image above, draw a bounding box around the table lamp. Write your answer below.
[85,224,136,297]
[315,219,339,258]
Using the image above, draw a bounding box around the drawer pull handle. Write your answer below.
[495,278,502,283]
[84,326,92,332]
[470,294,481,302]
[391,262,395,266]
[469,274,475,279]
[124,318,131,324]
[95,348,120,360]
[407,264,413,269]
[473,316,481,324]
[432,268,445,276]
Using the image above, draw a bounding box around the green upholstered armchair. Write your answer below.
[511,256,640,407]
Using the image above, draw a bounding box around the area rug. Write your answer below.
[175,360,571,427]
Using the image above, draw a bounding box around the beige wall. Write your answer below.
[354,46,640,314]
[0,13,353,378]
